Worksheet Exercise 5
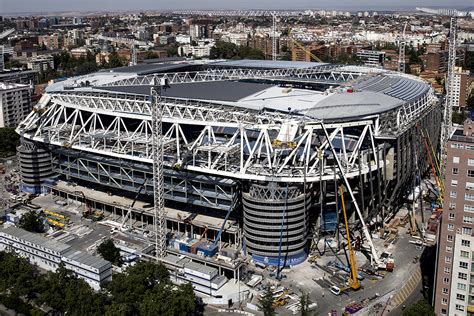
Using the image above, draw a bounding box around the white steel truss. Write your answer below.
[101,66,364,87]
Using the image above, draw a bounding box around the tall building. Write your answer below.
[434,120,474,316]
[452,67,472,110]
[0,82,32,128]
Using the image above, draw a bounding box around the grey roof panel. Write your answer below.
[63,249,111,270]
[305,91,403,120]
[99,81,274,102]
[103,63,193,75]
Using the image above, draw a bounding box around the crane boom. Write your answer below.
[289,29,324,63]
[339,186,361,290]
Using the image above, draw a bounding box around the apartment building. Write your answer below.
[0,226,112,289]
[452,68,472,110]
[434,120,474,316]
[0,82,32,128]
[356,49,385,67]
[27,55,54,72]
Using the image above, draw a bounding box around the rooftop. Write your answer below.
[62,249,111,270]
[0,226,71,254]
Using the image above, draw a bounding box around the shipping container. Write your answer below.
[197,242,218,257]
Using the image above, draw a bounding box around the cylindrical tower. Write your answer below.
[17,140,54,194]
[243,182,311,266]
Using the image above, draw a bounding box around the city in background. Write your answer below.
[0,4,473,316]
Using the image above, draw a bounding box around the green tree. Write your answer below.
[19,211,45,233]
[452,111,467,124]
[403,299,435,316]
[0,251,39,298]
[97,239,122,266]
[258,285,275,316]
[0,127,20,157]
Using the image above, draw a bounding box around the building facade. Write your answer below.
[434,120,474,316]
[356,50,386,67]
[27,55,54,72]
[0,82,32,128]
[0,226,112,289]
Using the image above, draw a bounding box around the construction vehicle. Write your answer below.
[339,186,361,291]
[288,29,324,63]
[272,289,289,307]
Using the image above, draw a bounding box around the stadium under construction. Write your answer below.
[16,59,441,267]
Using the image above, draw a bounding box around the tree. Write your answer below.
[452,111,467,124]
[0,127,20,158]
[258,285,275,316]
[97,239,122,266]
[19,211,45,233]
[403,299,435,316]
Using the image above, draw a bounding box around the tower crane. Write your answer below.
[398,22,408,73]
[150,77,170,259]
[271,13,277,61]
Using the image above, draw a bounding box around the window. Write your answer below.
[443,277,450,284]
[444,266,451,273]
[459,272,468,280]
[469,170,474,178]
[463,216,473,224]
[462,227,472,235]
[461,240,471,247]
[457,294,466,302]
[452,179,459,187]
[446,246,453,252]
[448,224,454,231]
[456,304,464,311]
[457,283,467,291]
[469,159,474,166]
[450,202,457,209]
[443,287,449,294]
[461,250,470,258]
[449,213,455,220]
[467,182,474,190]
[454,156,460,164]
[453,167,459,175]
[465,205,474,213]
[446,256,452,263]
[466,193,474,201]
[467,145,474,150]
[460,261,469,269]
[451,143,464,149]
[447,235,454,242]
[451,191,458,198]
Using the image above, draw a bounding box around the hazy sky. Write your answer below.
[0,0,471,14]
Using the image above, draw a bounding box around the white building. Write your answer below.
[179,40,215,58]
[27,55,54,72]
[0,226,112,289]
[356,50,386,68]
[0,82,32,128]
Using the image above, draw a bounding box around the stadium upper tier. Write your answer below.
[43,60,434,123]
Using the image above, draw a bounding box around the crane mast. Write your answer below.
[440,17,457,174]
[151,80,167,259]
[272,13,277,61]
[398,23,407,73]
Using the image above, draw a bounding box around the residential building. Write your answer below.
[452,67,472,110]
[0,69,38,85]
[27,55,54,72]
[434,120,474,315]
[0,45,3,71]
[356,49,386,67]
[0,82,32,128]
[0,226,112,289]
[38,33,62,50]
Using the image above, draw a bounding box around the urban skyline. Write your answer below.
[1,0,473,15]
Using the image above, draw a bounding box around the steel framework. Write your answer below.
[440,17,457,170]
[151,85,166,259]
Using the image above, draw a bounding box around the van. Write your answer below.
[330,286,341,296]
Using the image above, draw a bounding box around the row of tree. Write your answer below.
[0,128,20,158]
[0,251,197,315]
[210,41,265,60]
